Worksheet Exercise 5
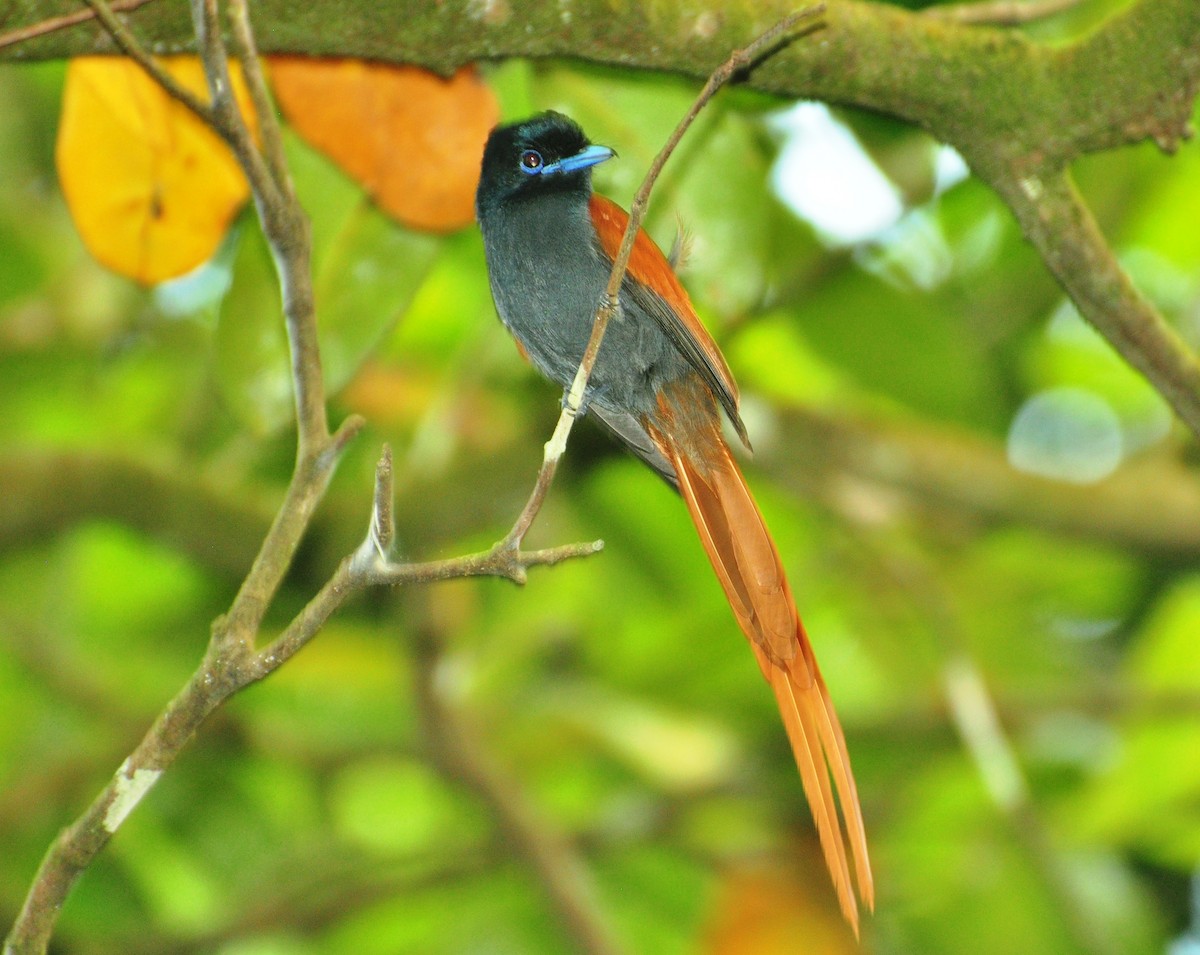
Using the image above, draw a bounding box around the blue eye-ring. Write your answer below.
[519,149,544,174]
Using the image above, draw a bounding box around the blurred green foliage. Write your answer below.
[3,18,1200,953]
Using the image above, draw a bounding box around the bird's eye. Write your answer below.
[519,149,544,173]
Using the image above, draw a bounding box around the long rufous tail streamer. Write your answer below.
[648,400,874,933]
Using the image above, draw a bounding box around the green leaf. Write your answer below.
[1067,576,1200,868]
[330,756,482,855]
[314,198,439,395]
[794,266,998,423]
[288,129,443,395]
[215,214,291,435]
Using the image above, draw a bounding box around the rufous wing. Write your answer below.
[588,194,749,448]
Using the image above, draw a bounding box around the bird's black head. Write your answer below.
[476,111,615,217]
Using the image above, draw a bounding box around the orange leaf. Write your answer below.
[56,56,256,285]
[702,862,861,955]
[268,58,498,232]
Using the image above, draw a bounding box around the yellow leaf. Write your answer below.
[268,58,498,233]
[56,56,256,285]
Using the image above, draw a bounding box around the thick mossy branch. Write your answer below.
[767,408,1200,563]
[10,0,1198,168]
[1057,0,1200,157]
[995,170,1200,436]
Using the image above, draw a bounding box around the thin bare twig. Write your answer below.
[258,441,604,671]
[227,0,292,197]
[367,443,395,559]
[347,442,603,592]
[0,0,158,51]
[188,0,284,227]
